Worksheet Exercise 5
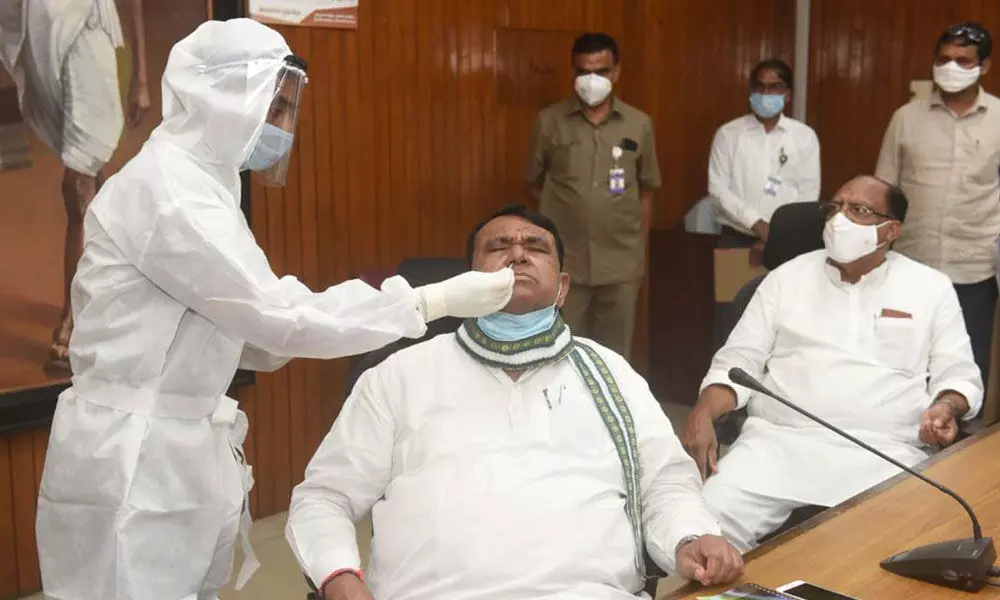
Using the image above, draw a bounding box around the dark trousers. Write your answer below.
[954,277,998,407]
[718,225,758,249]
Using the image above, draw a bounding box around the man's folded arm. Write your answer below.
[286,368,395,588]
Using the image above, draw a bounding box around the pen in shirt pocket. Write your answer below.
[542,385,565,410]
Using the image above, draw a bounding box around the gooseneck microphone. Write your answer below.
[727,367,996,592]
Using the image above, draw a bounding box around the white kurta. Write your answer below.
[287,335,721,600]
[708,113,821,235]
[702,250,983,507]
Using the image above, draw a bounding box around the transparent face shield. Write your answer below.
[246,55,308,187]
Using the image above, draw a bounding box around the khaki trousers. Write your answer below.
[560,280,641,360]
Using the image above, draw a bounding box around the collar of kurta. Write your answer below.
[455,315,574,371]
[823,253,893,289]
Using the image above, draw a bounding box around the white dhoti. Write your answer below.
[36,390,256,600]
[701,416,930,553]
[1,0,124,176]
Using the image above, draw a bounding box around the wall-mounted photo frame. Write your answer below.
[0,0,254,434]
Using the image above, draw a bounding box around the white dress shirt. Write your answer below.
[287,336,721,600]
[709,114,821,235]
[701,250,982,507]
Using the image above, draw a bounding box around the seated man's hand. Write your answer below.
[920,400,959,448]
[751,220,770,243]
[675,535,744,586]
[322,572,374,600]
[682,408,720,480]
[749,241,765,267]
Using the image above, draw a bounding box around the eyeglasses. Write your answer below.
[751,81,788,94]
[819,200,894,224]
[946,24,987,44]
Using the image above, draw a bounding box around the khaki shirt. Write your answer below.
[526,97,661,286]
[875,88,1000,284]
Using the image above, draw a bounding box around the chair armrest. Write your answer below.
[305,574,319,599]
[644,550,667,597]
[713,408,748,447]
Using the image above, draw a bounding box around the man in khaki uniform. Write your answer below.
[876,22,1000,398]
[525,32,661,360]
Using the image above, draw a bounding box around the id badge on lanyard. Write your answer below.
[763,146,788,197]
[610,146,625,195]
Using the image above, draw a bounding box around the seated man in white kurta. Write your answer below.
[286,205,744,600]
[682,175,983,553]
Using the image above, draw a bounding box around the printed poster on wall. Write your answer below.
[249,0,358,29]
[0,1,210,393]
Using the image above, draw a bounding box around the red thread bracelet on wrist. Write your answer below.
[318,568,366,599]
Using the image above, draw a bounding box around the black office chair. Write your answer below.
[304,257,467,599]
[709,202,827,544]
[712,202,825,444]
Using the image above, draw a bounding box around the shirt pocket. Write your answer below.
[549,140,582,180]
[872,317,919,373]
[965,146,1000,187]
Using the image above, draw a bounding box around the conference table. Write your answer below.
[665,423,1000,599]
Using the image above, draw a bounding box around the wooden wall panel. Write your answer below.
[809,0,1000,198]
[0,439,17,599]
[0,429,47,598]
[630,0,798,229]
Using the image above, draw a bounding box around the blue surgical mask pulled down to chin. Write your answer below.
[749,92,785,119]
[242,123,294,171]
[477,304,557,341]
[477,284,562,342]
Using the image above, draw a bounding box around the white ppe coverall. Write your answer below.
[35,18,438,600]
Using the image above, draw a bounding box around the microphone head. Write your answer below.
[728,367,753,387]
[727,367,771,396]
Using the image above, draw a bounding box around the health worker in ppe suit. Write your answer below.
[34,18,514,600]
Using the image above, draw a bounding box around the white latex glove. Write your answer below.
[417,268,515,322]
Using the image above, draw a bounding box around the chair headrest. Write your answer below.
[762,202,825,270]
[344,256,470,395]
[396,257,468,337]
[397,257,468,287]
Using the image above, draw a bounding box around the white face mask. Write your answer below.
[823,213,892,264]
[574,73,613,107]
[933,60,982,93]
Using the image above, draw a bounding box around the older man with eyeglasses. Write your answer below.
[681,175,982,553]
[876,22,1000,403]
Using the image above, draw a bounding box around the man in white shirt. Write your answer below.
[286,205,743,599]
[682,175,982,552]
[709,59,821,248]
[876,22,1000,397]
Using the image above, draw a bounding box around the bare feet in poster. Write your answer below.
[42,0,149,375]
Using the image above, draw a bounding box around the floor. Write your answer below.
[20,402,695,600]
